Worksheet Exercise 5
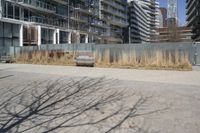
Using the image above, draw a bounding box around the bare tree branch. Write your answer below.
[0,78,165,133]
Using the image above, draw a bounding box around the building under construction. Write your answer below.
[158,26,193,42]
[0,0,128,48]
[100,0,128,43]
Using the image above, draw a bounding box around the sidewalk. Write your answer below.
[0,64,200,86]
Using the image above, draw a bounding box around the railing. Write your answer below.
[101,0,127,11]
[90,21,108,28]
[101,6,127,19]
[17,0,56,12]
[28,16,68,28]
[101,15,128,26]
[70,13,88,22]
[73,5,99,16]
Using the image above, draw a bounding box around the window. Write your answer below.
[0,22,20,47]
[24,9,29,21]
[15,6,20,20]
[41,28,54,44]
[7,2,13,19]
[60,31,68,44]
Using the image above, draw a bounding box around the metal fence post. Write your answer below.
[14,46,16,58]
[193,42,197,65]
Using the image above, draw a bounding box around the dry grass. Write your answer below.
[16,51,75,66]
[15,49,192,71]
[95,49,192,71]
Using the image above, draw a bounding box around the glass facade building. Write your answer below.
[167,0,178,19]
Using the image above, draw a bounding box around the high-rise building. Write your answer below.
[186,0,200,41]
[100,0,128,44]
[137,0,159,42]
[0,0,96,47]
[126,0,159,43]
[126,0,150,43]
[69,0,107,44]
[167,0,178,19]
[0,0,128,48]
[158,9,163,28]
[167,0,178,27]
[157,0,193,43]
[158,8,167,28]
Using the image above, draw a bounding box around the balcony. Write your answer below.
[101,6,127,20]
[101,0,127,11]
[52,0,68,5]
[70,13,88,23]
[88,27,106,36]
[29,16,61,27]
[101,15,128,27]
[17,0,56,13]
[90,21,108,29]
[73,5,98,17]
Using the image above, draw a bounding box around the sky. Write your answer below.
[158,0,186,26]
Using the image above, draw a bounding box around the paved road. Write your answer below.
[0,64,200,133]
[0,64,200,86]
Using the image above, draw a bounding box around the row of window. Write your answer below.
[2,1,105,34]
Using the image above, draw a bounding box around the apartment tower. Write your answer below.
[127,0,150,43]
[158,8,167,28]
[0,0,129,47]
[127,0,159,43]
[69,0,107,44]
[186,0,200,41]
[0,0,101,47]
[100,0,128,44]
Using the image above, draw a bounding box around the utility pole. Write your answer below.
[67,0,70,29]
[128,26,131,44]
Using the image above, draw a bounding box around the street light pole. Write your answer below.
[129,26,131,44]
[67,0,69,29]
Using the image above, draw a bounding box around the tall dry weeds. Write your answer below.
[95,49,192,70]
[16,51,75,66]
[16,49,192,70]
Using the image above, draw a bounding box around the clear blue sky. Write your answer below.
[158,0,186,26]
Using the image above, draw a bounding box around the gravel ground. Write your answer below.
[0,64,200,133]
